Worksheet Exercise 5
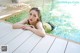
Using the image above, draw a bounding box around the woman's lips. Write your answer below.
[30,19,32,21]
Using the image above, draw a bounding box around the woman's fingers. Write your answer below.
[21,26,27,30]
[30,25,35,28]
[21,25,35,30]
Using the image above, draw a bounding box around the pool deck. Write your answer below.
[0,21,80,53]
[0,3,30,20]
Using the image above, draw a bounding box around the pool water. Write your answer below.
[6,0,80,43]
[42,13,80,43]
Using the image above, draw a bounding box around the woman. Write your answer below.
[13,7,46,37]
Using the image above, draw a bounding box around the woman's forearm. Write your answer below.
[13,23,46,37]
[13,23,25,29]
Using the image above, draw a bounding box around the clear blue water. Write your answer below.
[42,14,80,43]
[40,0,80,43]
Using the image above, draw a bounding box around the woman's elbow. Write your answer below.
[42,34,45,37]
[40,32,46,37]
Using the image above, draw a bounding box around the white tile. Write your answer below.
[14,34,42,53]
[0,29,23,44]
[7,31,33,53]
[65,42,80,53]
[0,22,12,37]
[48,38,67,53]
[31,35,55,53]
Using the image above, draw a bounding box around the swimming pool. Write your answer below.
[6,0,80,43]
[5,10,80,43]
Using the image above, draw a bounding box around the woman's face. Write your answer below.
[28,10,39,25]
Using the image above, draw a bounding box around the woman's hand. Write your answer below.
[21,25,27,30]
[21,25,35,30]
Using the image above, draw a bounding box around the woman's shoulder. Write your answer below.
[36,21,43,28]
[36,21,42,25]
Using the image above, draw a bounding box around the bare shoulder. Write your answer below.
[36,21,43,29]
[36,21,43,27]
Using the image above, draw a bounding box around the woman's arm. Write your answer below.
[13,18,28,29]
[25,22,46,37]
